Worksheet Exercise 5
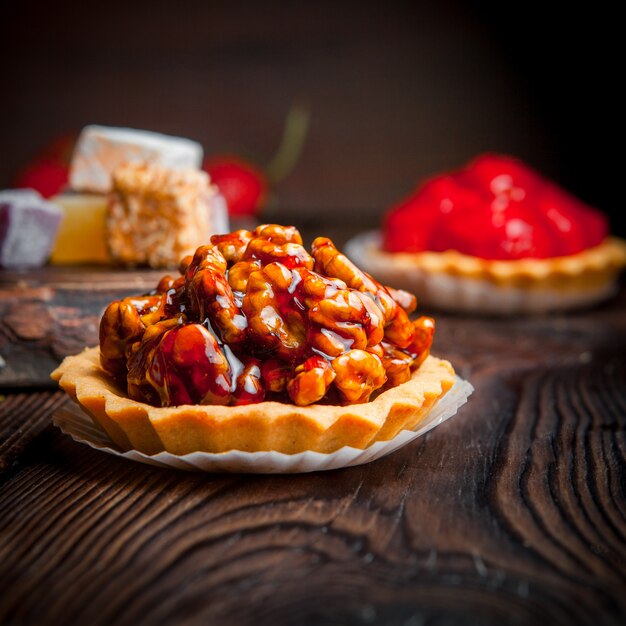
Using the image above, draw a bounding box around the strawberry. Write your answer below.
[461,153,539,198]
[13,134,75,198]
[203,157,267,217]
[538,180,607,254]
[384,175,482,253]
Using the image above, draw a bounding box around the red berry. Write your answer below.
[462,153,539,197]
[203,157,266,217]
[13,134,75,198]
[14,160,69,198]
[539,181,607,253]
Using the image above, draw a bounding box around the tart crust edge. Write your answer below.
[347,233,626,286]
[345,233,626,313]
[52,347,456,455]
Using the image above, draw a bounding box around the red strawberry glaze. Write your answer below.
[384,155,608,260]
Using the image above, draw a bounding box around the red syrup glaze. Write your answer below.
[384,154,608,260]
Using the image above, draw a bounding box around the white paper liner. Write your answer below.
[52,376,473,474]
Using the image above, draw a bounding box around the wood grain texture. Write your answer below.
[0,270,625,625]
[0,391,66,472]
[0,267,164,389]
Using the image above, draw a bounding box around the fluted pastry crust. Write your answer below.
[346,233,626,313]
[52,347,455,456]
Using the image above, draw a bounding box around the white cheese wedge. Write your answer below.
[69,125,203,193]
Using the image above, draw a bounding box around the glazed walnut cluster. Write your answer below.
[99,225,435,407]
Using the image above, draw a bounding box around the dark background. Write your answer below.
[1,0,622,235]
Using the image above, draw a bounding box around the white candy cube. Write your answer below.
[69,125,203,193]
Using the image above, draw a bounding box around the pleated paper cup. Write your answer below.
[53,376,473,474]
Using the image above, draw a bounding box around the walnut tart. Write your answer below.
[52,225,456,456]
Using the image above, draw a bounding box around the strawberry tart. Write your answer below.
[346,155,626,314]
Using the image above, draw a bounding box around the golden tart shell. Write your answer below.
[51,347,456,456]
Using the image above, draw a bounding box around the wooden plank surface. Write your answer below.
[0,268,625,625]
[0,267,165,389]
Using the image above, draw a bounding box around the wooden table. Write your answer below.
[1,267,625,625]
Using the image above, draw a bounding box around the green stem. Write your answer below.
[265,101,311,184]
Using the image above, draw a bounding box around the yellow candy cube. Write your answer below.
[50,194,111,264]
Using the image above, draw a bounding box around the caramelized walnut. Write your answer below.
[312,236,416,348]
[211,230,254,264]
[232,357,265,405]
[380,341,413,388]
[228,260,261,293]
[331,349,387,404]
[243,234,313,269]
[408,316,435,369]
[260,358,292,393]
[185,245,247,344]
[308,290,384,356]
[286,266,347,308]
[312,236,380,293]
[242,262,308,361]
[154,274,177,294]
[254,224,304,244]
[127,323,231,406]
[287,355,336,406]
[99,225,436,408]
[387,286,417,315]
[99,295,162,382]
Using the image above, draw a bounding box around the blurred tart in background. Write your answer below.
[346,154,626,314]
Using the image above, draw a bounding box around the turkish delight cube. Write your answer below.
[69,125,203,193]
[0,189,62,268]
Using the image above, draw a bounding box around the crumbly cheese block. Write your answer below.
[69,125,203,193]
[50,193,111,264]
[107,162,229,268]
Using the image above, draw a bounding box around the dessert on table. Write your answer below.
[52,125,223,266]
[107,162,228,268]
[346,155,626,314]
[2,124,229,268]
[0,189,62,268]
[52,224,456,456]
[49,193,110,264]
[68,125,204,194]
